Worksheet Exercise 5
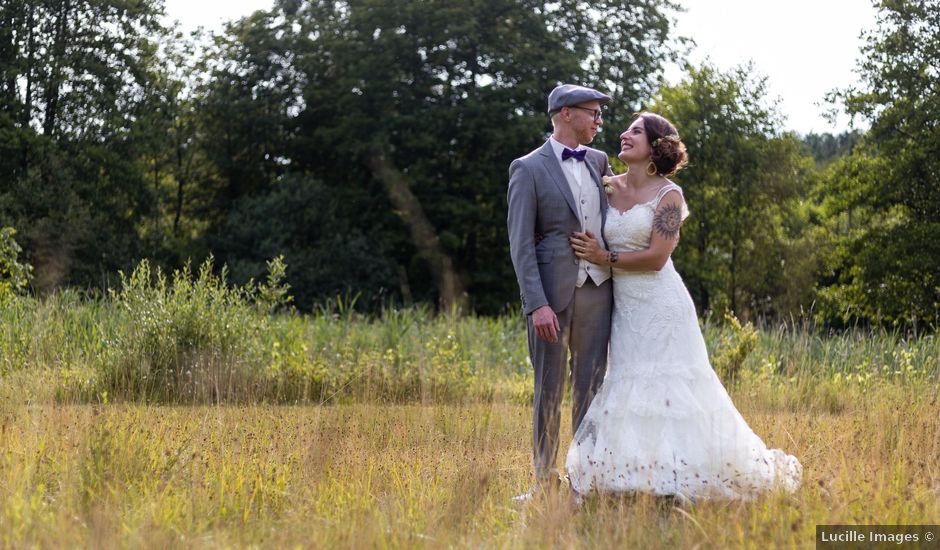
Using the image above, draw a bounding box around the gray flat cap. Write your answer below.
[547,84,611,114]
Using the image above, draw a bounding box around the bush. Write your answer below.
[0,227,32,303]
[710,311,758,387]
[102,256,293,402]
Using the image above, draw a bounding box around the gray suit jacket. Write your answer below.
[507,140,613,315]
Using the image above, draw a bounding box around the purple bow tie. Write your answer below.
[562,148,587,162]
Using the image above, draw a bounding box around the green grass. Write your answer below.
[1,261,939,547]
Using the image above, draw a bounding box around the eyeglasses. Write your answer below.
[569,106,604,122]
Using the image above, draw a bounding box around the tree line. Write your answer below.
[0,0,937,328]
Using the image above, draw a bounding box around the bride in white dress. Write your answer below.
[566,112,801,500]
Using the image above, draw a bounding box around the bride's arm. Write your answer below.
[571,191,685,271]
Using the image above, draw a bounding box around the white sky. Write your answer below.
[664,0,876,134]
[163,0,877,135]
[163,0,269,33]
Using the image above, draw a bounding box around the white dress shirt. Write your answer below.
[549,137,611,287]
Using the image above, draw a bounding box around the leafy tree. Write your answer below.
[801,130,863,166]
[0,0,164,290]
[196,10,301,223]
[650,63,814,319]
[128,25,217,267]
[0,227,32,301]
[270,0,680,312]
[217,174,397,310]
[2,0,684,312]
[819,0,940,327]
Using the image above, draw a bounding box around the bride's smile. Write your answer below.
[618,120,652,164]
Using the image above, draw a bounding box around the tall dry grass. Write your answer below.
[1,385,937,547]
[1,259,938,546]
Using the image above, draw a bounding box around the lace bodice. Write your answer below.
[603,183,689,253]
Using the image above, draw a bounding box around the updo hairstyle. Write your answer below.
[637,112,689,177]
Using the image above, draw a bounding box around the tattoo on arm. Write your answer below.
[653,203,683,240]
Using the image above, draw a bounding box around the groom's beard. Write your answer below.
[579,127,598,145]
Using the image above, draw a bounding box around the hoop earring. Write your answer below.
[646,161,658,176]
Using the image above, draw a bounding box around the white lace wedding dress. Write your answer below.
[565,183,801,499]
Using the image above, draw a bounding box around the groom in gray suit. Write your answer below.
[507,84,614,496]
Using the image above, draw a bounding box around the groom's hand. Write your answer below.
[532,305,560,343]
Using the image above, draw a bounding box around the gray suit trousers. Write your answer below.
[527,277,612,481]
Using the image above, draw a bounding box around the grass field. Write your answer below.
[1,264,938,547]
[2,386,938,548]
